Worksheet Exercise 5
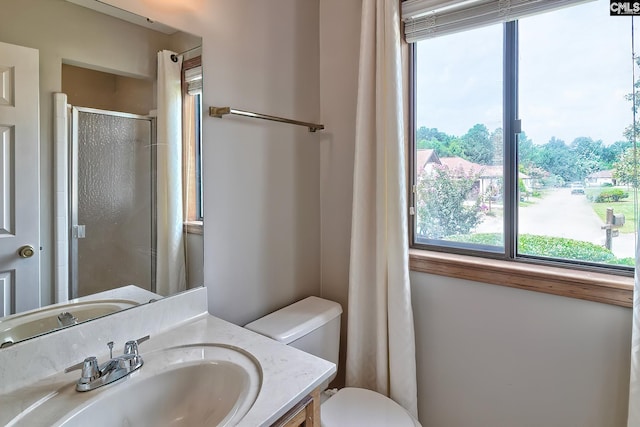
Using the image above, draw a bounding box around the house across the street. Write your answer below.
[585,170,615,187]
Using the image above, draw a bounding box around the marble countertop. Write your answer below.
[142,316,335,426]
[0,288,336,426]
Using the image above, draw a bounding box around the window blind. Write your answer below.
[184,65,202,95]
[402,0,595,42]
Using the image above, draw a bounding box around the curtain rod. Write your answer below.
[170,46,202,62]
[209,106,325,133]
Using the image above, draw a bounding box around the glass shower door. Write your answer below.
[70,107,155,298]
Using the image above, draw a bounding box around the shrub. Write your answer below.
[445,232,502,246]
[593,188,628,203]
[601,182,614,187]
[446,233,621,264]
[518,235,616,262]
[609,257,635,267]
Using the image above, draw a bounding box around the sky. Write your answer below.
[415,0,638,147]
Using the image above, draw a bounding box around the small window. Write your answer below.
[182,56,203,222]
[409,0,638,272]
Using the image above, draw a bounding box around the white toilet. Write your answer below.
[244,296,422,427]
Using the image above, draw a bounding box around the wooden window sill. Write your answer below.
[183,220,203,235]
[409,249,634,308]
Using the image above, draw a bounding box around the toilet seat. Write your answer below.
[320,387,421,427]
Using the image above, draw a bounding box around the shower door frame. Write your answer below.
[68,106,157,299]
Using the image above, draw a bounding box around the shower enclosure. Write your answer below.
[69,107,156,298]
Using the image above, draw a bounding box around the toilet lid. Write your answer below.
[321,388,420,427]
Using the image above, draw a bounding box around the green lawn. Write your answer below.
[590,191,637,233]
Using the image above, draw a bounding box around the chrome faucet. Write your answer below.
[65,335,150,392]
[57,311,78,327]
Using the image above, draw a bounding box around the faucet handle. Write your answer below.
[80,357,100,381]
[65,361,84,373]
[124,340,139,356]
[124,335,150,356]
[65,356,99,377]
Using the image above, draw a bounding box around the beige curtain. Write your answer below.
[345,0,418,418]
[156,50,186,296]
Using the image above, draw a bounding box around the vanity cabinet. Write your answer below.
[0,288,335,427]
[272,387,321,427]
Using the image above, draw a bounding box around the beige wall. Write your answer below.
[319,0,361,386]
[412,272,632,427]
[104,0,322,326]
[62,64,154,115]
[186,232,204,289]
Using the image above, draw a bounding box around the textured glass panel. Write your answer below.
[77,112,152,296]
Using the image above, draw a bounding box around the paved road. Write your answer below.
[478,188,636,259]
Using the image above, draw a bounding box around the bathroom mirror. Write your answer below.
[0,0,204,347]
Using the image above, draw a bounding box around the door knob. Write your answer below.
[18,245,35,258]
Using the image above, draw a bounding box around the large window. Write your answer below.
[409,0,639,272]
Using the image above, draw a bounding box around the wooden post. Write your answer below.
[605,208,613,251]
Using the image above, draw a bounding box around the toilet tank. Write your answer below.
[244,296,342,367]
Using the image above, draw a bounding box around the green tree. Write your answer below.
[570,136,604,180]
[415,126,465,157]
[518,132,541,169]
[601,140,632,169]
[460,124,493,165]
[419,127,451,144]
[538,137,578,182]
[421,138,461,157]
[415,165,482,239]
[624,56,640,142]
[613,147,640,187]
[491,128,503,166]
[615,55,640,186]
[416,127,451,148]
[443,138,464,157]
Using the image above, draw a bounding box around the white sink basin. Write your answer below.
[0,300,139,347]
[8,344,262,427]
[60,362,251,426]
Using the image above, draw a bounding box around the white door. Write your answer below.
[0,41,40,316]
